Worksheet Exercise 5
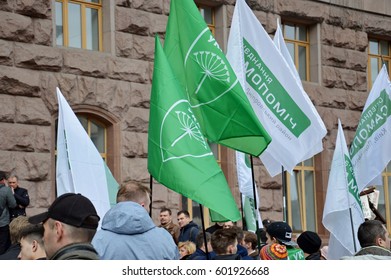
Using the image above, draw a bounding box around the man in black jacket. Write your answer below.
[8,176,29,221]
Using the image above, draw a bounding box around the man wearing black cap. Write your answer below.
[297,231,322,260]
[266,221,305,260]
[0,171,17,254]
[29,193,100,260]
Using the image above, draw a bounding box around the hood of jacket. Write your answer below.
[101,201,155,235]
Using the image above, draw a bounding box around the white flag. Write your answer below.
[323,119,364,259]
[236,151,262,232]
[350,65,391,192]
[227,0,326,177]
[56,88,119,224]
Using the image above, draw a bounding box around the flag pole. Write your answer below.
[240,193,246,230]
[250,155,261,251]
[199,204,210,260]
[349,208,358,252]
[281,166,287,222]
[149,174,153,217]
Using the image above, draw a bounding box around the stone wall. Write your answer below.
[0,0,390,228]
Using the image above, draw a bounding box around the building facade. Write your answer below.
[0,0,391,239]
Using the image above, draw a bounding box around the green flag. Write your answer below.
[163,0,271,157]
[148,36,241,222]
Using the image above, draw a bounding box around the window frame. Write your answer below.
[282,22,311,82]
[286,159,317,232]
[55,0,103,51]
[368,38,391,88]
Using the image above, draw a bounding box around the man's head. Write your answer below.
[244,231,258,250]
[7,176,18,190]
[211,228,238,255]
[18,224,46,260]
[159,207,172,226]
[266,221,297,247]
[116,181,151,211]
[223,221,235,229]
[195,231,212,252]
[9,216,29,245]
[177,210,191,228]
[0,171,7,184]
[358,220,391,250]
[28,193,100,259]
[297,231,322,255]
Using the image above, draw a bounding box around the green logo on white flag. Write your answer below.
[344,155,363,208]
[350,90,391,158]
[243,38,311,137]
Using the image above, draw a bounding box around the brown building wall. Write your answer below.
[0,0,390,232]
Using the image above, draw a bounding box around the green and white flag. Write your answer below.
[273,21,324,168]
[236,151,262,232]
[163,0,271,157]
[56,88,119,223]
[323,119,364,260]
[227,0,326,177]
[148,37,240,222]
[350,65,391,192]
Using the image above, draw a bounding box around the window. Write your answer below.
[77,115,107,160]
[368,39,391,88]
[372,162,391,232]
[55,115,107,161]
[55,0,102,51]
[286,158,317,232]
[282,22,310,81]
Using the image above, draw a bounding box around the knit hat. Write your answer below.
[297,231,322,254]
[260,243,288,260]
[266,221,297,246]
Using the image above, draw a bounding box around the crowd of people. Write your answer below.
[1,170,391,260]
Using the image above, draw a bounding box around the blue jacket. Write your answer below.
[92,201,179,260]
[9,186,29,220]
[237,244,253,260]
[178,221,199,243]
[188,248,216,260]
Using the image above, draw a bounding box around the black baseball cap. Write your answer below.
[29,193,100,229]
[266,221,297,246]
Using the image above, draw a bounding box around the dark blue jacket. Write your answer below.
[10,186,29,220]
[178,221,199,243]
[188,248,216,260]
[237,244,253,260]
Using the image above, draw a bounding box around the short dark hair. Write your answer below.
[211,228,237,255]
[0,171,6,181]
[231,225,244,242]
[195,231,211,248]
[244,231,258,250]
[160,207,172,215]
[177,210,190,218]
[358,220,387,248]
[20,224,44,246]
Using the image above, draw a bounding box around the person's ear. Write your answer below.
[32,240,38,253]
[377,236,386,247]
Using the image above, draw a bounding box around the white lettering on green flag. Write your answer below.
[323,119,364,259]
[243,38,311,137]
[227,0,326,177]
[349,65,391,191]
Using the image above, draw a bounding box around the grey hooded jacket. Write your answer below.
[92,201,179,260]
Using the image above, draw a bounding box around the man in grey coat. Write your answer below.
[0,171,17,254]
[92,181,179,260]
